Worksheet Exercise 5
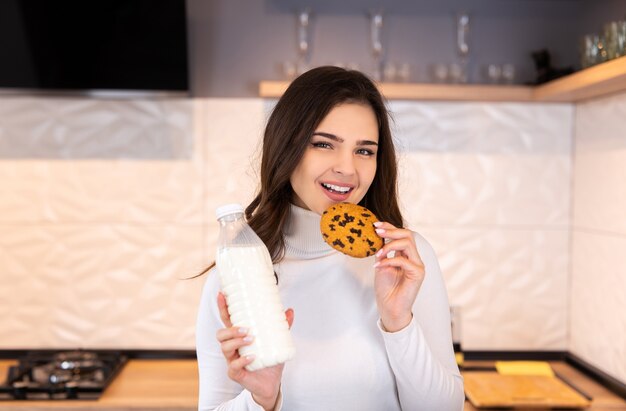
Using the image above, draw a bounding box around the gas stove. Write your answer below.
[0,350,127,400]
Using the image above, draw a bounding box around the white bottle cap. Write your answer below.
[216,203,245,220]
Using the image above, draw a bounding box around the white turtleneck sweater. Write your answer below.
[196,205,464,411]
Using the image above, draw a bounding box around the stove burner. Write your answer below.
[0,350,127,401]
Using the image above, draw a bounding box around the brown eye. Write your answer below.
[356,148,375,156]
[312,142,332,149]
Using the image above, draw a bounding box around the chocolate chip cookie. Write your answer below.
[320,203,383,258]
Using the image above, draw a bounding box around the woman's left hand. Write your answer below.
[372,222,426,333]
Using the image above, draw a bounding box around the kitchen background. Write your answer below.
[0,0,624,390]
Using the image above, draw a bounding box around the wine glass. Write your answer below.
[369,9,384,81]
[296,9,312,75]
[456,12,470,83]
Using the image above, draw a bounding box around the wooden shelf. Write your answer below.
[259,56,626,103]
[533,55,626,102]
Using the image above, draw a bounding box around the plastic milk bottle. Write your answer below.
[215,203,295,371]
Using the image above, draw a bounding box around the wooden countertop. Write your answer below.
[462,361,626,411]
[259,56,626,103]
[0,359,198,410]
[1,359,625,410]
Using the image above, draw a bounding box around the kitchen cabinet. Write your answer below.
[259,56,626,103]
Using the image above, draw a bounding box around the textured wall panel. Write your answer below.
[570,231,626,383]
[390,102,572,155]
[0,223,204,348]
[392,101,572,350]
[398,152,571,226]
[0,98,193,159]
[570,91,626,385]
[199,99,267,272]
[418,226,569,350]
[574,92,626,234]
[0,99,202,225]
[0,160,203,224]
[201,99,266,221]
[0,97,573,350]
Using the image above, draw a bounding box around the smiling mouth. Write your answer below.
[321,183,353,194]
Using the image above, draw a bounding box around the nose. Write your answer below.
[332,150,356,176]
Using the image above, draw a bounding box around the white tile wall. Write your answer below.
[201,99,266,232]
[573,93,626,234]
[390,101,573,350]
[397,152,571,226]
[570,231,626,383]
[0,98,193,159]
[0,97,207,349]
[0,223,204,348]
[0,96,574,354]
[570,91,626,384]
[417,226,569,350]
[0,160,203,224]
[0,97,202,225]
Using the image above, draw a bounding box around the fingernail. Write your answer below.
[243,336,254,342]
[373,261,380,268]
[238,327,248,335]
[375,249,383,258]
[245,354,255,361]
[375,228,385,234]
[373,222,383,227]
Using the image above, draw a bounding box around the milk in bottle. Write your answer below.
[215,203,295,371]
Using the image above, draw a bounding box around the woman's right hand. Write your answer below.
[216,292,294,411]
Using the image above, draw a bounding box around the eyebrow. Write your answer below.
[312,132,378,146]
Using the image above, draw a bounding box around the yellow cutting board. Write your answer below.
[463,371,591,408]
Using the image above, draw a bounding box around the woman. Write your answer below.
[196,66,464,410]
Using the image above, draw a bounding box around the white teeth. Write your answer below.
[322,183,351,193]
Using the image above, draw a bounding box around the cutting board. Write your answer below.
[464,371,591,408]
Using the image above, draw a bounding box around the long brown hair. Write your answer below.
[197,66,403,276]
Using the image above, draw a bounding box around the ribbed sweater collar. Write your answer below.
[283,204,335,259]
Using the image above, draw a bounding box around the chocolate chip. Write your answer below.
[366,251,371,256]
[347,236,355,244]
[357,219,365,226]
[361,213,371,217]
[350,228,362,237]
[365,239,374,246]
[323,233,329,238]
[332,239,345,248]
[332,215,341,222]
[329,224,336,231]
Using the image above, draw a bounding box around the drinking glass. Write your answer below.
[604,21,626,60]
[485,64,502,84]
[448,63,465,84]
[456,12,470,83]
[383,62,397,82]
[282,61,297,80]
[431,63,448,83]
[502,64,515,84]
[580,34,606,68]
[397,63,411,82]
